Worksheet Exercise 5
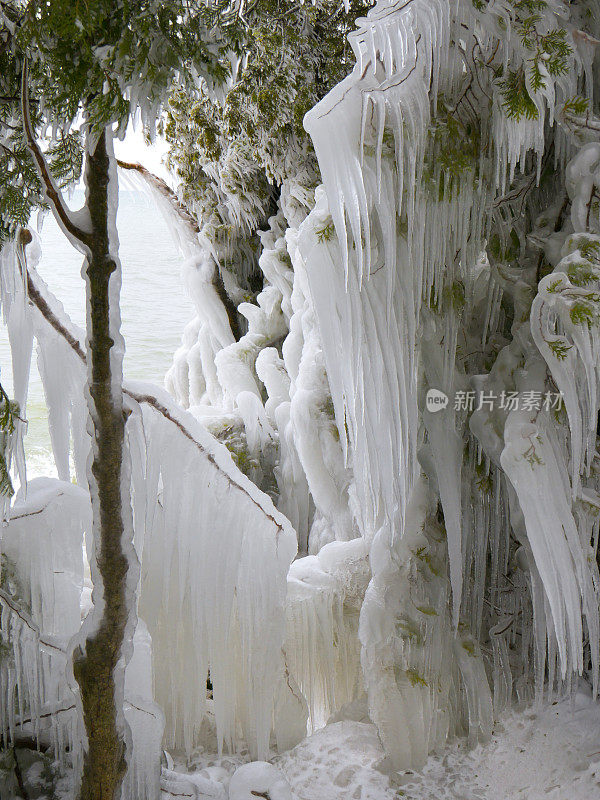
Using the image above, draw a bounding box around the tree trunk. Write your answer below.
[72,128,136,800]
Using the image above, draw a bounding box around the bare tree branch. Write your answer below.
[20,60,90,246]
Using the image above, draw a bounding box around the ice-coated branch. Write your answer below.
[17,229,86,360]
[20,60,90,247]
[16,232,281,533]
[116,159,242,341]
[563,110,600,138]
[492,145,555,216]
[128,390,285,531]
[116,160,201,235]
[0,587,65,656]
[15,702,77,728]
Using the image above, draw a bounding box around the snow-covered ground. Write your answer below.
[398,691,600,800]
[162,691,600,799]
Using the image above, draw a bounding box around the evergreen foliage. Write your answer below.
[163,0,374,278]
[0,0,239,240]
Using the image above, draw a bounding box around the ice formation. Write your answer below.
[296,0,600,771]
[285,537,369,729]
[127,380,297,759]
[0,479,86,763]
[0,232,299,771]
[3,0,600,793]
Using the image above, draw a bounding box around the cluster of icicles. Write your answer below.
[0,227,304,798]
[299,0,600,769]
[1,0,600,794]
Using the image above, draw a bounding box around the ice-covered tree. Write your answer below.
[3,0,600,797]
[162,0,372,282]
[297,0,600,769]
[158,0,600,773]
[0,2,244,798]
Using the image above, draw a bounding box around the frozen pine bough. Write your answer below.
[3,0,600,795]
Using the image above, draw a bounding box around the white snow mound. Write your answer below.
[229,762,294,799]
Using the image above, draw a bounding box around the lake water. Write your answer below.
[0,187,193,476]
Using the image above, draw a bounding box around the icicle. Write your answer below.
[284,539,369,729]
[0,479,87,773]
[0,238,35,496]
[501,389,599,682]
[127,381,298,759]
[123,620,165,800]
